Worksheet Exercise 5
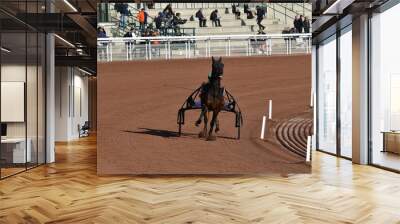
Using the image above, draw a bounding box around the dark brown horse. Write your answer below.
[195,57,225,141]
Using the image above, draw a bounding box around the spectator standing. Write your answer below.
[120,3,129,27]
[247,11,254,19]
[256,6,265,31]
[210,10,221,27]
[303,16,311,33]
[232,4,241,19]
[294,15,304,33]
[293,15,299,33]
[155,12,163,30]
[163,4,174,18]
[195,8,207,27]
[97,27,108,60]
[115,3,129,28]
[244,4,254,19]
[137,8,148,31]
[244,4,250,14]
[299,15,305,33]
[232,4,237,14]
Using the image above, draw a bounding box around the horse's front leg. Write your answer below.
[199,108,208,138]
[215,118,220,133]
[207,111,219,141]
[195,106,205,126]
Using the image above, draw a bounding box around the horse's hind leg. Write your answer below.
[207,111,219,141]
[215,118,220,133]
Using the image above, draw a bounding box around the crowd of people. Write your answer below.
[231,4,267,31]
[153,4,187,34]
[111,3,310,38]
[195,8,222,27]
[293,15,311,33]
[113,3,188,37]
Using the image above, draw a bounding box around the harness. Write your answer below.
[204,72,224,99]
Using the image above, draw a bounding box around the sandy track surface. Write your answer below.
[98,55,311,175]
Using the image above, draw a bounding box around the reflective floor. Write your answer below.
[0,135,399,223]
[372,150,400,171]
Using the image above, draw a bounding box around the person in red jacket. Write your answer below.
[137,8,148,31]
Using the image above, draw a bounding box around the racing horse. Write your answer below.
[195,56,225,141]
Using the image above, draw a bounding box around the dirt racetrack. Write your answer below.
[98,55,311,175]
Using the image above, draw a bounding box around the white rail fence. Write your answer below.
[98,33,312,61]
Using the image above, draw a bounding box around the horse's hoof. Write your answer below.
[198,131,205,138]
[215,128,220,133]
[195,120,201,127]
[206,135,216,141]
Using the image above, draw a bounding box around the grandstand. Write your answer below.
[97,3,312,61]
[98,3,312,37]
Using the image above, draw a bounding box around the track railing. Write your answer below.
[98,33,311,61]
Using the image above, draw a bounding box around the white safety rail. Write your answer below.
[98,33,311,61]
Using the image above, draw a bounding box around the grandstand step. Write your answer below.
[191,26,251,33]
[182,18,281,28]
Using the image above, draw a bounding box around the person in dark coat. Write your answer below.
[294,15,299,33]
[210,10,221,27]
[244,4,250,14]
[97,27,108,59]
[294,15,304,33]
[303,16,311,33]
[256,6,265,31]
[123,28,134,38]
[123,28,136,47]
[232,4,237,14]
[155,12,163,30]
[163,3,174,18]
[232,4,240,19]
[115,3,129,28]
[195,8,207,27]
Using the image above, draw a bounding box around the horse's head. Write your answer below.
[211,56,224,80]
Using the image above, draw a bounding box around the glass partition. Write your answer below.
[0,1,46,179]
[317,35,337,154]
[370,4,400,171]
[1,31,28,178]
[339,26,352,158]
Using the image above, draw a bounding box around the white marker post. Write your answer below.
[306,136,312,162]
[268,99,272,120]
[310,88,314,107]
[260,115,267,139]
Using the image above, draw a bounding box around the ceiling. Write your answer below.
[0,0,99,74]
[312,0,390,42]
